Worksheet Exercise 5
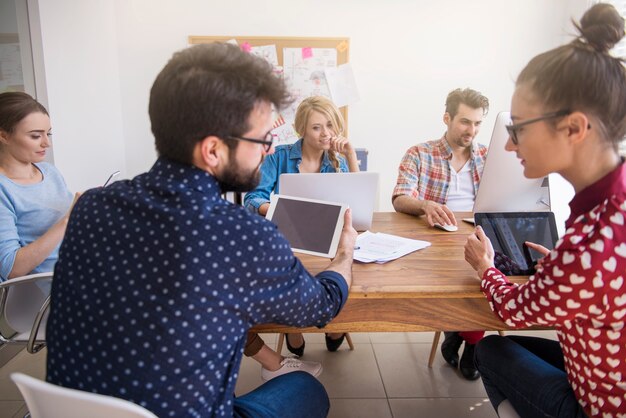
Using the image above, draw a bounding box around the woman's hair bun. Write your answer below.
[576,3,625,53]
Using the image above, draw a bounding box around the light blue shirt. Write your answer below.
[0,162,73,281]
[244,138,349,212]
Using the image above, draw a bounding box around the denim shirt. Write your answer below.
[244,139,349,212]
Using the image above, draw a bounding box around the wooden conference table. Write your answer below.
[253,212,529,334]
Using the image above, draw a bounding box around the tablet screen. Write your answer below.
[475,212,558,275]
[267,195,346,257]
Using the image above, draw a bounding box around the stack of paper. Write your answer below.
[353,231,431,263]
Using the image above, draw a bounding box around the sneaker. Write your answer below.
[261,357,323,382]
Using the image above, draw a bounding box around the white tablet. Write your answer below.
[266,194,347,258]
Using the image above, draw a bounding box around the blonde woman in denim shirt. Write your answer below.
[244,96,360,380]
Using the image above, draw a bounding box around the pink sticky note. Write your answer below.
[240,42,252,53]
[302,47,313,59]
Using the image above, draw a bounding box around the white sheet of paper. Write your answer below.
[282,47,337,121]
[250,44,279,67]
[271,122,299,146]
[0,44,24,91]
[324,63,360,107]
[353,231,431,263]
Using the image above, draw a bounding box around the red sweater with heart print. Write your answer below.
[481,161,626,417]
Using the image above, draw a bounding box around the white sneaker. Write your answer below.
[261,357,323,382]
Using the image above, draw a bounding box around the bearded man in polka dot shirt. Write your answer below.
[45,43,357,418]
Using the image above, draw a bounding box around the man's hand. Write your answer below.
[336,208,358,257]
[464,226,495,279]
[325,208,357,288]
[421,201,456,227]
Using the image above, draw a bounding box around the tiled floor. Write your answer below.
[0,330,557,418]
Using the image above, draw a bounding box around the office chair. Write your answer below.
[11,373,158,418]
[0,273,52,354]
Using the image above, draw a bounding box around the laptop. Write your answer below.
[279,172,379,231]
[473,111,551,214]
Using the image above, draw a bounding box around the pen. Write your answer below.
[103,170,121,188]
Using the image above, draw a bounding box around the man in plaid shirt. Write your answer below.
[392,88,489,381]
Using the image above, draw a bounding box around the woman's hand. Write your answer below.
[330,135,354,155]
[61,192,82,226]
[524,241,551,257]
[464,226,495,279]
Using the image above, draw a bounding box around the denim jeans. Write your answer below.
[234,371,329,418]
[474,335,588,418]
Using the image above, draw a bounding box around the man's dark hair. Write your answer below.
[445,88,490,119]
[149,43,292,164]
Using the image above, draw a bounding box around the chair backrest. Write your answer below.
[0,273,53,348]
[11,373,158,418]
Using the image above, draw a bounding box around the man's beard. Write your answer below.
[218,152,262,193]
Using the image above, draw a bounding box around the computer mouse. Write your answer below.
[434,223,458,232]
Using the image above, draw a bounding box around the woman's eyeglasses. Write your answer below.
[505,110,571,145]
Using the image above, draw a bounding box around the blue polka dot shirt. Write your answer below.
[46,158,349,417]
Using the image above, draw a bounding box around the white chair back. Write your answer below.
[0,273,53,352]
[11,373,158,418]
[4,275,51,334]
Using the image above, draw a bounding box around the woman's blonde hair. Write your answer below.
[293,96,345,172]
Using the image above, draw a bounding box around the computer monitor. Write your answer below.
[473,111,551,213]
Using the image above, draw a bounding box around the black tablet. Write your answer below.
[475,212,559,275]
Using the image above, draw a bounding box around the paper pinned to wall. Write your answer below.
[0,43,24,92]
[271,121,299,146]
[325,63,360,108]
[282,47,337,122]
[250,44,279,67]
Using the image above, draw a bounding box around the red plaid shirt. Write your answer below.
[393,135,488,204]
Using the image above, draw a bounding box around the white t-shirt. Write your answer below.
[446,160,475,211]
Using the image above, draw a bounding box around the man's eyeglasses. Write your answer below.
[505,109,571,145]
[227,132,274,152]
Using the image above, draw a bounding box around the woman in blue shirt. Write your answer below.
[0,92,76,281]
[245,96,360,215]
[244,96,360,380]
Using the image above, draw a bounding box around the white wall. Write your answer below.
[35,0,126,192]
[35,0,588,212]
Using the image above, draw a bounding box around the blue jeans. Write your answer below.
[474,335,588,418]
[234,371,329,418]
